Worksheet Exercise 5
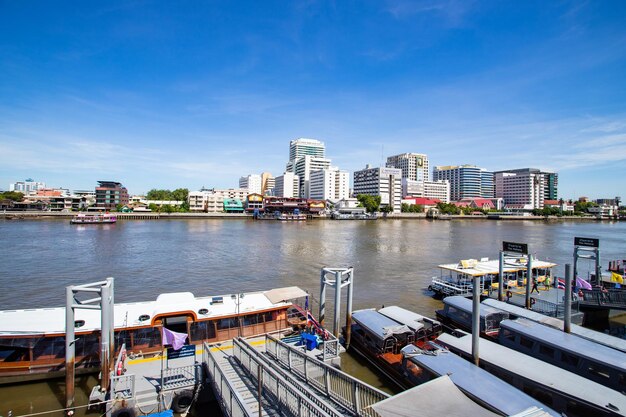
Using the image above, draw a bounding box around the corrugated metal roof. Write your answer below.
[352,309,412,341]
[443,296,509,320]
[378,306,425,331]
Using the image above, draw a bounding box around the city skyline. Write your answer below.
[1,1,626,199]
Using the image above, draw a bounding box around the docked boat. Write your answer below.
[428,256,557,298]
[437,332,626,417]
[346,307,442,389]
[435,296,509,338]
[70,213,117,224]
[400,344,559,416]
[0,286,309,384]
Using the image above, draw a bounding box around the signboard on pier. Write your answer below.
[574,237,599,248]
[502,241,528,254]
[167,344,196,361]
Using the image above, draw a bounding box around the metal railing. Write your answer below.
[265,334,389,417]
[110,373,135,400]
[580,289,626,308]
[233,338,337,417]
[162,363,201,390]
[203,342,253,417]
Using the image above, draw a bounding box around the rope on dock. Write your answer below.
[11,399,115,417]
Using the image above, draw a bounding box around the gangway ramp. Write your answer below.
[202,335,389,417]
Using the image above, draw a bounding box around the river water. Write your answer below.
[1,218,626,414]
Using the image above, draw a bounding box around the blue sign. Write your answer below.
[167,344,195,360]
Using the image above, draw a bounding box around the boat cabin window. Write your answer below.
[539,344,555,359]
[560,352,580,368]
[519,336,534,350]
[501,328,515,342]
[0,346,28,362]
[115,330,132,351]
[131,327,162,349]
[242,314,259,326]
[217,317,239,330]
[33,336,65,359]
[190,320,216,342]
[74,333,100,357]
[566,400,600,417]
[588,364,611,380]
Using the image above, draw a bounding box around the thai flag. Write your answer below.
[557,278,565,289]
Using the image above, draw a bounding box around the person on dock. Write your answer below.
[531,278,539,294]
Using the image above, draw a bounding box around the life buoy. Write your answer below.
[506,290,512,299]
[171,389,194,413]
[116,361,123,376]
[530,297,536,306]
[428,285,433,292]
[111,407,135,417]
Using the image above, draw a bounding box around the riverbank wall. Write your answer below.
[0,210,609,221]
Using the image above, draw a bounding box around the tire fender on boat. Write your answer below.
[111,407,135,417]
[171,389,194,413]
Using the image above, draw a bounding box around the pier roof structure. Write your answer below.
[438,257,557,277]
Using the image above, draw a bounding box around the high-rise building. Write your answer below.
[386,153,430,182]
[239,174,262,195]
[289,138,325,161]
[353,165,402,212]
[432,165,493,201]
[309,167,350,201]
[493,168,558,210]
[95,181,129,210]
[9,178,45,193]
[274,173,300,198]
[260,172,275,196]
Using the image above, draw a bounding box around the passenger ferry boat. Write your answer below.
[70,213,117,224]
[428,256,557,298]
[0,286,309,384]
[400,344,559,416]
[346,306,442,390]
[498,318,626,392]
[435,296,510,338]
[438,332,626,417]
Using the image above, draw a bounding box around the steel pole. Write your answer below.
[65,286,75,413]
[564,264,572,333]
[596,248,602,287]
[333,271,342,338]
[345,269,354,349]
[319,269,326,327]
[573,247,578,286]
[107,278,115,388]
[472,276,480,366]
[101,283,111,392]
[526,255,533,309]
[498,252,504,301]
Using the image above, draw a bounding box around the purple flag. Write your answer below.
[576,277,593,291]
[162,327,187,350]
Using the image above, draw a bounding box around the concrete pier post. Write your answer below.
[65,286,75,413]
[564,264,572,333]
[472,276,480,366]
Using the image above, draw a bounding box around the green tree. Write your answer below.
[356,194,381,213]
[146,189,172,200]
[171,188,189,202]
[0,191,24,201]
[115,203,123,212]
[436,202,460,215]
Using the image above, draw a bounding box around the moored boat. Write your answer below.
[0,286,309,384]
[435,295,509,338]
[70,213,117,224]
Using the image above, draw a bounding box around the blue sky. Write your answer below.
[1,1,626,198]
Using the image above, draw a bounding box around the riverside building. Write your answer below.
[386,153,430,181]
[402,179,451,203]
[353,165,402,212]
[239,174,262,195]
[493,168,557,211]
[274,173,300,198]
[9,178,46,193]
[188,188,248,212]
[260,172,275,196]
[95,181,129,210]
[309,167,350,200]
[432,165,494,201]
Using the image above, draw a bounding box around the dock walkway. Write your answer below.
[202,334,389,417]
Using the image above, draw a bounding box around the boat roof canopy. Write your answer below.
[402,345,557,417]
[371,375,501,417]
[352,309,412,341]
[263,286,308,304]
[501,318,626,369]
[438,258,557,277]
[443,296,509,320]
[378,306,425,331]
[436,332,626,413]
